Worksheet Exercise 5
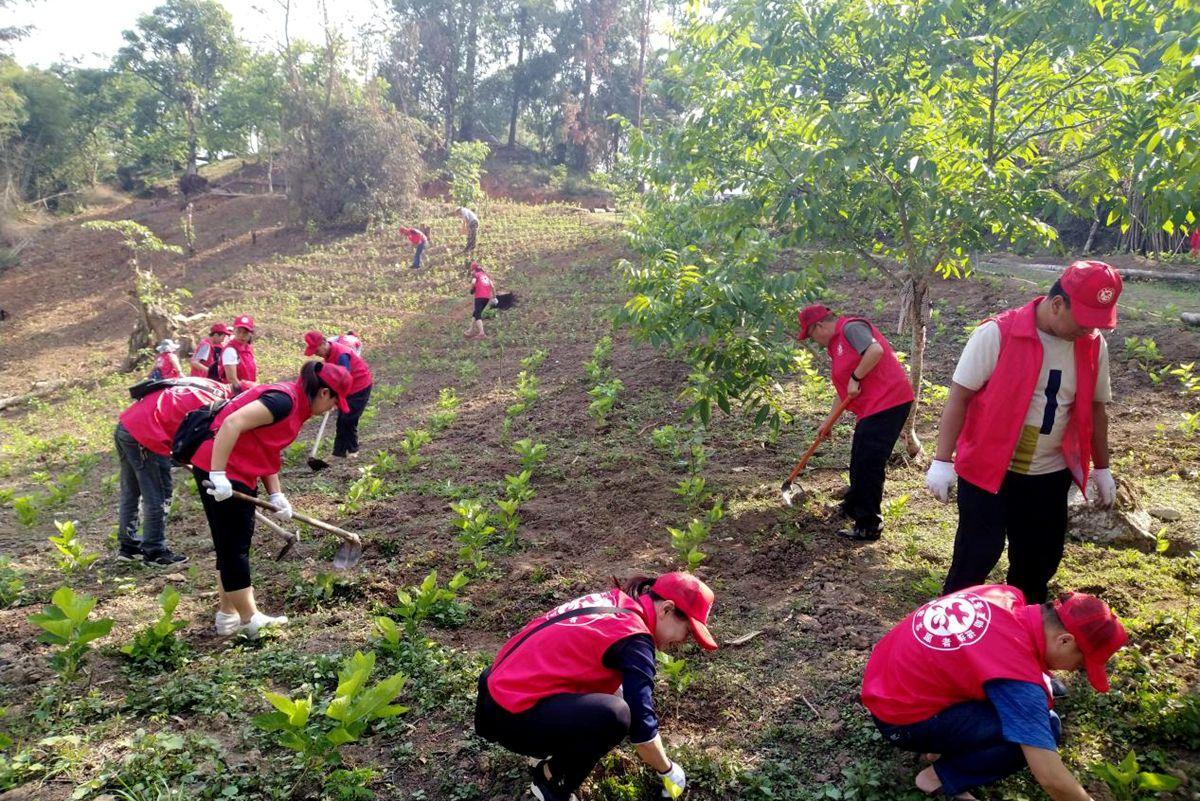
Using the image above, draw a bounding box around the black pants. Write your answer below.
[942,469,1073,604]
[333,384,372,457]
[843,401,911,533]
[193,468,257,592]
[475,671,631,794]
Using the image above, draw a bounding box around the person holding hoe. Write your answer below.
[466,261,496,340]
[795,304,914,541]
[190,361,353,638]
[924,261,1121,604]
[862,584,1127,800]
[303,330,374,457]
[151,339,183,380]
[399,225,428,269]
[115,376,230,566]
[220,314,258,394]
[475,572,718,801]
[458,206,479,256]
[190,322,230,378]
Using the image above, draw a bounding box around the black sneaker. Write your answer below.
[529,759,571,801]
[116,545,143,562]
[143,550,189,568]
[836,526,882,542]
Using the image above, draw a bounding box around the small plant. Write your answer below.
[504,469,536,504]
[656,651,695,694]
[507,371,540,417]
[1092,750,1181,800]
[520,349,547,371]
[587,378,624,425]
[1124,336,1162,372]
[45,473,83,509]
[651,425,683,461]
[339,469,385,515]
[494,498,521,549]
[673,475,708,508]
[12,496,39,528]
[49,520,99,573]
[28,587,114,682]
[512,438,548,471]
[399,428,433,469]
[288,571,350,610]
[429,388,460,432]
[585,335,613,382]
[120,586,189,673]
[371,450,398,474]
[667,517,711,571]
[0,558,23,607]
[451,500,494,572]
[881,494,910,527]
[380,570,470,638]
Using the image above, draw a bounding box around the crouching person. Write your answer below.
[475,572,718,801]
[861,585,1127,800]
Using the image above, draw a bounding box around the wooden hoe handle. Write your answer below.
[783,395,854,486]
[217,486,363,547]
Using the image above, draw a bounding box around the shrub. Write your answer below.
[446,141,490,207]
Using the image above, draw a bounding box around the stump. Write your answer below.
[1067,476,1157,553]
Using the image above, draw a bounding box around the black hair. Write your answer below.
[1047,280,1071,308]
[1041,602,1066,631]
[299,360,333,402]
[613,575,688,619]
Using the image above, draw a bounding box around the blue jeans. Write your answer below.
[874,701,1062,797]
[115,423,174,556]
[412,241,425,268]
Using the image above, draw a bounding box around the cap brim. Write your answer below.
[1084,656,1110,693]
[1070,304,1118,329]
[304,344,320,356]
[689,618,718,651]
[795,326,810,341]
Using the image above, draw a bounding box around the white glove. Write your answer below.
[924,460,957,503]
[1092,468,1116,507]
[660,761,686,799]
[206,471,233,502]
[268,492,293,521]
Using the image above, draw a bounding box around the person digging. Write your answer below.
[302,330,374,458]
[795,304,914,541]
[862,584,1127,800]
[458,206,479,257]
[924,261,1121,604]
[475,572,717,801]
[399,225,428,269]
[466,261,496,340]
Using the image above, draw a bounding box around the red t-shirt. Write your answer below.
[405,228,427,245]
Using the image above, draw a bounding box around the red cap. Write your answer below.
[1053,592,1127,693]
[233,314,255,333]
[471,261,482,272]
[1059,261,1123,329]
[209,322,231,336]
[303,330,326,356]
[316,363,352,413]
[651,572,718,650]
[795,304,830,341]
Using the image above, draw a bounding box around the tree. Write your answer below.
[623,0,1184,447]
[117,0,244,175]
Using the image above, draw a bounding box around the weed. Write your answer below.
[656,651,695,694]
[371,450,398,474]
[49,520,99,573]
[28,587,114,682]
[651,425,683,461]
[457,359,480,383]
[373,383,409,405]
[12,496,39,528]
[120,586,189,673]
[588,378,624,425]
[512,438,548,470]
[288,571,353,610]
[0,558,24,607]
[520,349,548,370]
[1091,750,1181,800]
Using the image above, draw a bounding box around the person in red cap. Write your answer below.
[303,330,374,457]
[220,315,258,394]
[925,261,1122,604]
[474,571,717,801]
[191,361,353,638]
[190,323,230,378]
[862,584,1127,800]
[796,304,915,540]
[466,261,496,340]
[398,225,428,269]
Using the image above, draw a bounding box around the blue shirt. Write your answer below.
[984,679,1057,750]
[603,634,659,744]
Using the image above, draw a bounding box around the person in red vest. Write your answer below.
[862,585,1127,800]
[334,330,364,355]
[115,377,230,566]
[192,361,353,638]
[399,225,428,269]
[190,322,231,377]
[220,314,258,394]
[303,330,374,457]
[474,572,718,801]
[150,339,183,380]
[925,262,1122,604]
[796,305,915,541]
[466,261,496,340]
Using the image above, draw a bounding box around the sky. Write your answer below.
[6,0,386,69]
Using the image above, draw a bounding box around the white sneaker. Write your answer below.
[215,610,242,636]
[239,612,289,639]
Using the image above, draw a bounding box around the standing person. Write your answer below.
[862,584,1127,800]
[303,330,374,458]
[191,361,353,638]
[795,304,915,541]
[221,314,258,394]
[466,261,496,340]
[475,572,717,801]
[151,339,183,380]
[458,206,479,256]
[399,225,428,269]
[925,261,1122,604]
[190,322,231,378]
[115,377,230,565]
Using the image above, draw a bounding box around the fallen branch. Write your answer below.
[0,379,71,411]
[979,260,1200,284]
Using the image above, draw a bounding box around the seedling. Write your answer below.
[399,428,433,469]
[429,388,460,432]
[49,520,99,574]
[339,469,385,515]
[28,587,114,682]
[1092,750,1181,800]
[13,496,39,528]
[451,500,494,572]
[120,586,189,673]
[585,335,613,382]
[520,349,547,370]
[380,570,470,638]
[656,651,695,694]
[673,475,708,508]
[494,498,521,549]
[0,558,23,607]
[504,470,536,504]
[371,449,398,474]
[587,378,624,425]
[667,518,711,571]
[512,439,548,470]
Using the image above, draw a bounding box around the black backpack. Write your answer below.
[170,400,228,465]
[128,375,218,401]
[206,345,224,380]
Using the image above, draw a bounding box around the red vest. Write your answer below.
[325,340,373,394]
[154,352,181,379]
[406,229,426,245]
[190,337,220,377]
[224,338,257,384]
[862,584,1052,726]
[955,299,1099,495]
[473,271,494,299]
[191,380,311,487]
[828,317,914,419]
[120,379,230,457]
[487,589,653,714]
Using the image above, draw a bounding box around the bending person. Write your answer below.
[303,330,374,457]
[191,322,230,377]
[191,361,353,638]
[475,571,718,801]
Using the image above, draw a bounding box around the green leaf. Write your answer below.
[1136,773,1181,791]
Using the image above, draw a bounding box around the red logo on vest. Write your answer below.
[911,591,992,652]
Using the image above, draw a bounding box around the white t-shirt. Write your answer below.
[194,341,211,361]
[952,321,1111,475]
[221,347,240,366]
[460,208,478,225]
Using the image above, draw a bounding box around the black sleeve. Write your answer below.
[602,633,659,744]
[256,390,294,423]
[842,321,877,355]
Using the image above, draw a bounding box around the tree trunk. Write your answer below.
[507,6,527,149]
[902,276,928,458]
[185,101,199,176]
[460,0,480,140]
[1083,201,1101,255]
[634,0,650,131]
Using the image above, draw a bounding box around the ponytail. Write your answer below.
[613,574,657,599]
[299,360,324,401]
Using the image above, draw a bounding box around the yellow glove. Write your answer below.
[660,761,686,799]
